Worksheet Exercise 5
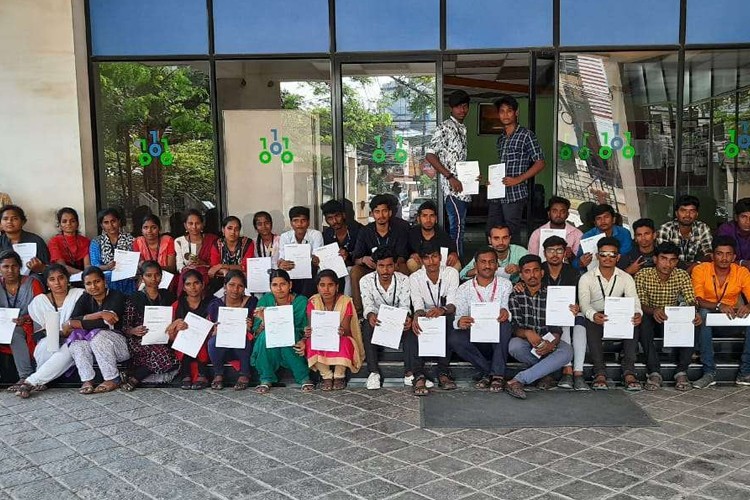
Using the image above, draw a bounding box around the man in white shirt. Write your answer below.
[360,247,412,390]
[450,246,513,392]
[278,206,324,297]
[409,242,460,395]
[579,237,643,391]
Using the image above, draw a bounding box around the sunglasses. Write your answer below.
[598,251,619,258]
[544,248,565,255]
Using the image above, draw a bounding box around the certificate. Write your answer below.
[603,296,635,339]
[141,306,173,345]
[417,317,446,358]
[532,332,557,358]
[0,308,20,344]
[44,310,60,353]
[440,247,449,267]
[13,243,36,276]
[247,257,272,293]
[284,244,312,280]
[538,228,567,262]
[314,243,348,279]
[546,286,577,326]
[70,272,82,283]
[705,314,750,327]
[159,270,175,290]
[486,163,506,200]
[371,304,408,349]
[216,307,248,349]
[470,301,501,343]
[579,233,606,271]
[172,312,214,358]
[264,305,295,348]
[455,161,480,195]
[663,306,695,347]
[310,310,340,351]
[111,249,140,282]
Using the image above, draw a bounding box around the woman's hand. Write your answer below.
[27,257,45,274]
[293,339,306,356]
[303,326,312,339]
[129,325,148,337]
[100,311,119,326]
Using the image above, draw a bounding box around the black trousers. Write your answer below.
[585,319,638,377]
[639,313,693,375]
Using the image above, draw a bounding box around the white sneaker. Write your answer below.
[366,372,381,390]
[403,375,434,388]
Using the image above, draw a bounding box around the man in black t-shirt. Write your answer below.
[407,200,460,273]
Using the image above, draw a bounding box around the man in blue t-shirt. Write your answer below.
[575,204,632,270]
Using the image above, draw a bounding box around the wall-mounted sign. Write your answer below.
[725,122,749,159]
[559,124,635,161]
[136,130,173,167]
[259,128,294,164]
[372,135,407,164]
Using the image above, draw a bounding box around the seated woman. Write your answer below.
[17,264,85,398]
[304,270,364,391]
[251,269,313,393]
[62,266,130,394]
[121,261,178,391]
[174,209,218,275]
[167,269,218,390]
[206,270,258,391]
[48,207,90,276]
[0,205,50,276]
[0,250,44,392]
[252,211,280,269]
[89,208,136,295]
[133,215,176,274]
[208,216,254,294]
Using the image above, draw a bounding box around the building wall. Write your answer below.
[0,0,94,239]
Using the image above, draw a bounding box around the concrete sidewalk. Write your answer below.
[0,385,749,499]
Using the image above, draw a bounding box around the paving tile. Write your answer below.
[509,446,565,466]
[382,466,441,489]
[346,478,405,499]
[626,480,683,499]
[552,479,613,500]
[0,466,49,488]
[420,455,473,476]
[6,477,74,500]
[447,466,507,490]
[316,465,374,488]
[413,478,475,500]
[277,476,338,498]
[679,458,736,479]
[580,468,640,490]
[515,469,573,490]
[697,448,750,468]
[482,456,537,477]
[651,468,713,491]
[483,479,546,499]
[210,477,270,499]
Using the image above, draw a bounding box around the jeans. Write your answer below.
[445,196,469,259]
[640,313,693,375]
[508,337,573,385]
[698,308,750,376]
[361,320,414,375]
[207,336,253,377]
[585,319,638,377]
[487,199,525,243]
[448,322,512,377]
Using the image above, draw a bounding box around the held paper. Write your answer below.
[470,301,501,343]
[310,310,341,352]
[44,310,60,353]
[12,243,36,276]
[455,161,480,195]
[486,163,506,200]
[663,306,695,347]
[216,307,248,348]
[247,257,272,293]
[284,244,312,280]
[579,233,606,271]
[171,312,214,358]
[371,304,408,349]
[603,296,635,339]
[141,306,173,345]
[111,250,140,282]
[546,286,577,326]
[264,305,296,348]
[314,243,348,278]
[0,308,20,344]
[417,317,446,357]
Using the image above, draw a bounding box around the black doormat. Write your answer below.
[420,390,658,429]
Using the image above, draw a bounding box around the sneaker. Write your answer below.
[366,372,381,390]
[403,375,434,388]
[692,373,716,389]
[735,373,750,386]
[573,375,590,391]
[557,374,574,389]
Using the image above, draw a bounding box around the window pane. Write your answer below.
[560,0,679,47]
[341,63,437,224]
[217,60,332,231]
[447,0,552,49]
[336,0,439,52]
[557,52,679,229]
[687,0,750,44]
[89,0,208,56]
[213,0,329,54]
[94,62,216,233]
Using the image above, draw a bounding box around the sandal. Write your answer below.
[505,379,527,399]
[413,376,429,396]
[211,376,224,390]
[234,376,249,391]
[489,376,505,393]
[438,373,457,391]
[32,384,47,392]
[644,372,662,391]
[255,384,270,394]
[191,377,208,390]
[536,376,556,391]
[181,377,192,390]
[623,374,642,392]
[6,379,26,393]
[592,374,609,390]
[300,382,315,393]
[321,379,334,391]
[332,378,346,390]
[94,380,120,393]
[674,372,691,392]
[121,377,139,392]
[16,382,33,399]
[79,382,95,395]
[474,376,491,390]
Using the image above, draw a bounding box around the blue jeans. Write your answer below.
[445,196,469,259]
[448,321,512,377]
[699,308,750,376]
[508,337,573,385]
[208,336,253,377]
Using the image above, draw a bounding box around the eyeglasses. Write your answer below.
[544,248,565,255]
[598,251,619,258]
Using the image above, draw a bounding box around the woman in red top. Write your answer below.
[48,207,91,275]
[208,216,254,294]
[133,214,176,273]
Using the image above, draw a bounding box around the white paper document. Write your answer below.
[663,306,695,347]
[284,244,312,280]
[532,332,557,358]
[111,249,140,282]
[264,305,296,348]
[705,313,750,327]
[172,312,214,358]
[246,257,272,293]
[44,310,60,353]
[579,233,606,271]
[546,286,577,326]
[141,306,173,345]
[0,308,20,344]
[417,317,446,357]
[603,296,635,339]
[159,270,175,289]
[314,243,348,279]
[13,243,36,276]
[216,307,248,348]
[310,310,341,351]
[440,247,449,267]
[455,161,480,195]
[486,163,506,200]
[538,228,567,262]
[371,304,408,349]
[470,301,501,343]
[69,272,83,283]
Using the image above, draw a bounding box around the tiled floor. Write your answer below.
[1,385,749,499]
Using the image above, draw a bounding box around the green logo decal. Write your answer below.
[136,130,173,167]
[725,122,750,159]
[259,128,294,164]
[372,135,407,164]
[559,124,635,161]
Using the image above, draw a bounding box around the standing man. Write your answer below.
[527,196,582,260]
[460,225,527,283]
[618,218,657,275]
[425,90,471,259]
[407,200,460,273]
[657,195,713,273]
[575,204,633,270]
[487,95,545,240]
[716,197,750,269]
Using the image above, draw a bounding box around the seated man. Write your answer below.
[321,199,362,295]
[635,242,701,391]
[579,237,643,390]
[692,236,750,388]
[657,194,713,273]
[360,247,412,390]
[409,242,460,395]
[618,218,657,276]
[278,206,324,297]
[527,196,582,261]
[460,224,527,283]
[575,204,632,271]
[505,255,574,399]
[407,200,460,273]
[450,246,513,392]
[716,197,750,269]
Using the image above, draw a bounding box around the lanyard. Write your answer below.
[713,274,729,305]
[426,279,442,309]
[375,274,397,307]
[473,278,498,303]
[257,235,274,258]
[597,275,618,299]
[376,233,390,248]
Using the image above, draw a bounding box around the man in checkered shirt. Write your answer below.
[656,194,713,273]
[488,95,545,242]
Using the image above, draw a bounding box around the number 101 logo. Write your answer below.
[259,129,294,164]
